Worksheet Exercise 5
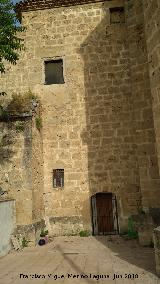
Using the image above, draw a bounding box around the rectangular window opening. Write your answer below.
[44,59,64,85]
[110,7,125,24]
[53,169,64,188]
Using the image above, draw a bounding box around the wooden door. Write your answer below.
[96,193,114,234]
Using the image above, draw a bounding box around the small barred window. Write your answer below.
[53,169,64,188]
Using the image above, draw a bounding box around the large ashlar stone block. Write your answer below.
[49,216,86,236]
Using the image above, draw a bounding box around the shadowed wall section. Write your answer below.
[80,2,141,231]
[125,0,160,209]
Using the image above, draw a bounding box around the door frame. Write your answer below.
[91,192,119,235]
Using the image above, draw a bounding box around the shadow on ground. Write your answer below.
[95,235,156,275]
[56,244,94,284]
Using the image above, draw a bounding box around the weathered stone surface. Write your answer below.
[0,107,45,241]
[49,216,84,236]
[0,0,160,242]
[16,219,45,246]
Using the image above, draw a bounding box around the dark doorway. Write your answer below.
[91,192,119,235]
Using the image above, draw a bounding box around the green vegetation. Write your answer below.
[27,89,38,101]
[7,92,31,113]
[21,237,29,248]
[79,230,90,237]
[121,217,138,240]
[0,0,25,74]
[0,105,9,120]
[40,229,48,238]
[35,117,42,131]
[15,121,24,132]
[121,216,138,240]
[127,216,138,239]
[0,90,39,123]
[5,90,38,115]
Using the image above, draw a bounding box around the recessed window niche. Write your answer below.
[110,7,125,24]
[44,58,64,85]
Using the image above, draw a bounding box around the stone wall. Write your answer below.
[32,0,142,233]
[142,0,160,275]
[125,0,160,210]
[0,117,33,225]
[1,0,160,236]
[0,104,44,243]
[142,0,160,204]
[80,1,140,230]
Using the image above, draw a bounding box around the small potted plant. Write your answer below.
[39,229,49,245]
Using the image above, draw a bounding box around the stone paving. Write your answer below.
[0,236,159,284]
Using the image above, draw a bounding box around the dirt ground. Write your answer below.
[0,235,159,284]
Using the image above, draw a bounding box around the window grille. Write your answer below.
[53,169,64,188]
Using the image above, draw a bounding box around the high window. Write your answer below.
[44,59,64,85]
[110,7,125,24]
